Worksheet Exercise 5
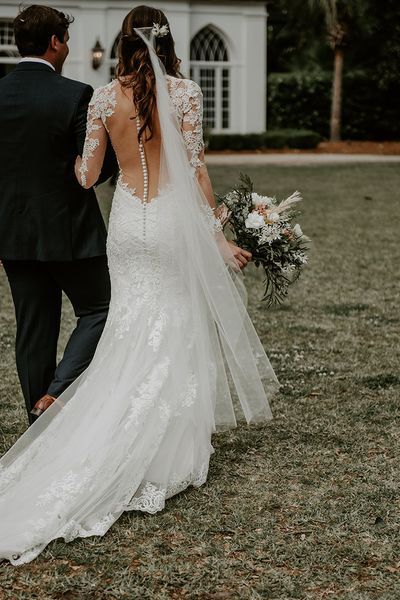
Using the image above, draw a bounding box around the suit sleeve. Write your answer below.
[74,85,94,156]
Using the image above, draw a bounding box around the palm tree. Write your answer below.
[309,0,362,141]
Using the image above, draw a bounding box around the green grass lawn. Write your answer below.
[0,164,399,599]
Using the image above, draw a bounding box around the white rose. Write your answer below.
[252,193,274,207]
[268,212,280,222]
[293,224,303,237]
[264,196,275,206]
[245,211,265,229]
[251,193,263,207]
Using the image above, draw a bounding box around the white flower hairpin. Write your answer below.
[152,23,169,38]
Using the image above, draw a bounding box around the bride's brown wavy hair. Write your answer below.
[116,5,183,142]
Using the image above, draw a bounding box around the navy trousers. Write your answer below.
[3,256,111,424]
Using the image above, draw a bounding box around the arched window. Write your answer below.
[190,26,231,132]
[0,19,19,78]
[190,27,228,62]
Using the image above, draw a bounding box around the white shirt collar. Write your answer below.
[20,57,55,71]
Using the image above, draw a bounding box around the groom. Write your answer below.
[0,5,117,424]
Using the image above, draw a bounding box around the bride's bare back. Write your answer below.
[76,76,206,204]
[107,81,162,202]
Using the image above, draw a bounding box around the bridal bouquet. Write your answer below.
[217,174,309,306]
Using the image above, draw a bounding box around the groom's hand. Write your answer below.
[228,242,252,269]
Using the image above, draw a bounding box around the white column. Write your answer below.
[242,8,267,133]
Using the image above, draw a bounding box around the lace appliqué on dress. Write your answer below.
[79,138,99,187]
[79,81,117,186]
[124,357,171,430]
[167,77,206,172]
[36,470,82,506]
[89,80,117,123]
[201,202,223,233]
[128,460,209,514]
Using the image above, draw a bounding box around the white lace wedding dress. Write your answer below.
[0,37,278,565]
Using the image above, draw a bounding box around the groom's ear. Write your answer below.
[49,34,60,52]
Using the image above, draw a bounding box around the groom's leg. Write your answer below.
[2,260,62,423]
[46,256,110,397]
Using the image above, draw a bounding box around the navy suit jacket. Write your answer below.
[0,62,117,260]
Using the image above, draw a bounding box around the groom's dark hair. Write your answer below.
[14,4,74,56]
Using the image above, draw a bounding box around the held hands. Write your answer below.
[228,241,252,270]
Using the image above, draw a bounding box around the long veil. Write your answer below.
[134,27,278,428]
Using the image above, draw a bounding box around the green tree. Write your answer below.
[267,0,327,73]
[308,0,365,140]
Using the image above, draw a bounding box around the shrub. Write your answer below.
[268,72,332,138]
[262,129,322,149]
[206,129,322,151]
[267,70,400,140]
[206,133,261,151]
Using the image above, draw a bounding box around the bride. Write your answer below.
[0,5,278,565]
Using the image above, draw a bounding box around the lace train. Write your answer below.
[8,460,211,566]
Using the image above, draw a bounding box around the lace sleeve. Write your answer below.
[76,84,116,189]
[181,81,206,173]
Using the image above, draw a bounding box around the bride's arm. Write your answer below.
[182,82,251,267]
[181,82,219,210]
[75,88,108,189]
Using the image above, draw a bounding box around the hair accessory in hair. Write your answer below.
[19,18,25,22]
[152,23,169,38]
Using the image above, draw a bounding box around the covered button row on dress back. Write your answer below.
[136,115,149,204]
[136,115,148,245]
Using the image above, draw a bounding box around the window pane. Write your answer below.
[190,34,231,131]
[190,26,229,62]
[0,20,15,46]
[221,69,230,129]
[200,68,216,129]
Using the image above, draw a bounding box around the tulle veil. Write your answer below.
[133,27,278,427]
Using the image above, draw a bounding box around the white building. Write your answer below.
[0,0,267,133]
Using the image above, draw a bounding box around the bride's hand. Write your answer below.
[228,241,252,269]
[74,156,82,182]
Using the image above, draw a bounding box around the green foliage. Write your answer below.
[207,133,261,151]
[267,0,329,73]
[207,129,322,151]
[264,129,323,149]
[267,0,400,140]
[365,0,400,89]
[268,71,400,140]
[267,72,332,138]
[308,0,368,48]
[267,0,400,75]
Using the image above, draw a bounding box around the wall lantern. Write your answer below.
[91,39,105,70]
